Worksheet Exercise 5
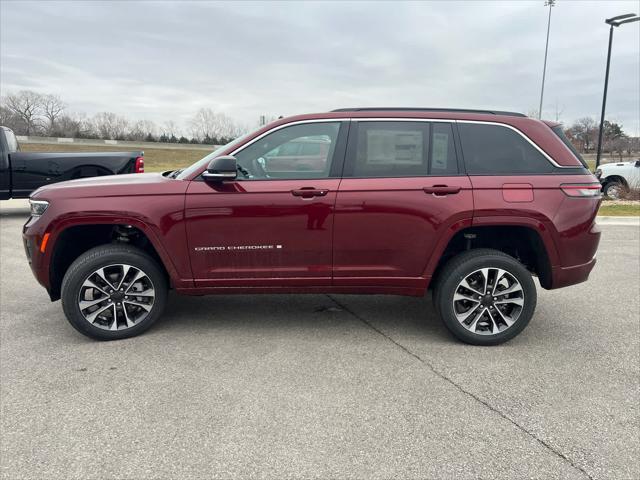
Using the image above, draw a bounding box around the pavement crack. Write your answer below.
[326,294,594,480]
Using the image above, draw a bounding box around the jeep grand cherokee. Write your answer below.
[23,108,602,345]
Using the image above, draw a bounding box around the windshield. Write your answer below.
[175,133,251,180]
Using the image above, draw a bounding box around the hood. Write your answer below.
[599,160,638,170]
[31,172,187,200]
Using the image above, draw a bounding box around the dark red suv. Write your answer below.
[23,108,602,345]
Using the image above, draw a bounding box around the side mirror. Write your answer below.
[202,156,237,181]
[635,160,640,167]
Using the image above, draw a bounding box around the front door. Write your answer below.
[332,120,473,289]
[185,120,348,288]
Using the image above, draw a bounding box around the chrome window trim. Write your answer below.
[229,119,345,156]
[229,117,573,169]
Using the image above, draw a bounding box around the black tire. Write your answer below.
[61,244,168,340]
[434,249,536,346]
[603,181,626,199]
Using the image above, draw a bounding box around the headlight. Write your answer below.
[595,169,602,179]
[29,200,49,217]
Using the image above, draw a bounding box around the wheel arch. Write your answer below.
[427,222,557,290]
[47,217,180,300]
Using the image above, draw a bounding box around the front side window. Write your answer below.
[458,123,555,174]
[234,122,341,180]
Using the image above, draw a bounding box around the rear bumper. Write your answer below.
[550,257,597,289]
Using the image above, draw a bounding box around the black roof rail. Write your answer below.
[330,107,527,117]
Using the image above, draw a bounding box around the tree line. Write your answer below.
[0,90,246,145]
[564,117,638,159]
[1,90,637,156]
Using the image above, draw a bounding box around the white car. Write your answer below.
[595,159,640,198]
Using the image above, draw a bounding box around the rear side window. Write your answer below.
[346,121,459,177]
[458,123,554,174]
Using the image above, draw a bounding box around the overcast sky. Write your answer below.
[1,0,639,135]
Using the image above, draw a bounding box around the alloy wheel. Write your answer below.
[452,267,524,335]
[77,264,155,331]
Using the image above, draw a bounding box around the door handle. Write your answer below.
[291,188,329,198]
[423,185,461,196]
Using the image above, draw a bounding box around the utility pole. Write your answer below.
[595,13,639,168]
[538,0,555,119]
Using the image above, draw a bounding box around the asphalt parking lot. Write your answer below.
[1,202,638,480]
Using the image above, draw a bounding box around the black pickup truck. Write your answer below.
[0,126,144,200]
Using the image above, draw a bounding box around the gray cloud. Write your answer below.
[1,0,639,134]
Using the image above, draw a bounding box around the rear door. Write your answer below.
[332,120,473,289]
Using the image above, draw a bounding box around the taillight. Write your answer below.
[135,156,144,173]
[560,183,602,197]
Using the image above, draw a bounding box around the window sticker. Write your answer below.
[366,130,423,165]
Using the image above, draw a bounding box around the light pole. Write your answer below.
[538,0,556,119]
[595,13,640,168]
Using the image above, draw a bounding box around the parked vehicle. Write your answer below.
[23,108,602,344]
[0,126,144,200]
[595,159,640,198]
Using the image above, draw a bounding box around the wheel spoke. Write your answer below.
[124,299,152,311]
[460,278,483,296]
[122,304,136,328]
[129,288,154,298]
[109,305,119,330]
[125,270,147,293]
[479,268,490,293]
[95,268,117,291]
[82,278,108,296]
[455,303,482,323]
[491,269,506,295]
[79,296,108,310]
[493,306,515,327]
[495,297,524,307]
[467,307,487,332]
[116,265,132,290]
[496,283,522,296]
[486,309,500,334]
[84,303,113,323]
[453,291,480,303]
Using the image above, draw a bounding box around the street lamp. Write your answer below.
[595,13,640,168]
[538,0,556,120]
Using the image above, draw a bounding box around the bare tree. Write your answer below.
[567,117,598,153]
[41,94,66,135]
[127,119,158,141]
[4,90,44,135]
[91,112,130,140]
[189,108,241,142]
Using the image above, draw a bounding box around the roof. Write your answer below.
[331,108,527,118]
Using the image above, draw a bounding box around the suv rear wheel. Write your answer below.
[434,249,536,345]
[61,245,168,340]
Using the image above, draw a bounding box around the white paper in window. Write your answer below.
[432,132,449,170]
[366,130,422,165]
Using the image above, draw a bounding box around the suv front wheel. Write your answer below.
[434,249,536,345]
[61,245,168,340]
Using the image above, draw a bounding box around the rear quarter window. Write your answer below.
[458,123,555,174]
